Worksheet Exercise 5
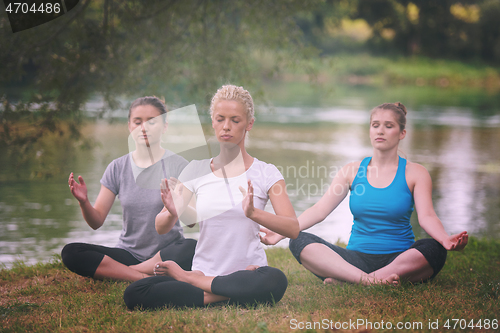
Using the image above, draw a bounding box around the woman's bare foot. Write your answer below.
[324,277,345,285]
[383,274,400,286]
[361,273,400,286]
[153,261,204,283]
[245,265,260,271]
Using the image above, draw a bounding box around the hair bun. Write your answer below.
[394,102,407,115]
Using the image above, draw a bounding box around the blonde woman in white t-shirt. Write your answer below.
[123,85,299,309]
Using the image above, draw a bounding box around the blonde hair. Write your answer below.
[210,85,255,121]
[370,102,407,131]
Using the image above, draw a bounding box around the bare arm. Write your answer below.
[260,162,353,245]
[155,178,194,234]
[240,180,299,239]
[297,163,352,231]
[411,164,468,251]
[68,173,115,230]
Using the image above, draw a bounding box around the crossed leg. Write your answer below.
[93,255,149,281]
[299,243,400,285]
[128,252,162,276]
[61,243,149,282]
[152,262,266,305]
[371,248,434,283]
[154,261,231,305]
[129,238,197,277]
[300,244,435,285]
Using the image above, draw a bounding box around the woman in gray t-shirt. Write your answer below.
[61,97,196,281]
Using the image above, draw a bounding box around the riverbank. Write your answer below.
[1,238,499,332]
[255,53,500,111]
[264,54,500,90]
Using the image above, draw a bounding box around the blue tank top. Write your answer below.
[347,156,415,254]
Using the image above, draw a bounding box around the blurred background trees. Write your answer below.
[297,0,500,62]
[1,0,499,177]
[0,0,320,175]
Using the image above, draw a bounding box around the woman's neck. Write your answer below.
[370,148,399,167]
[132,145,165,168]
[212,145,253,174]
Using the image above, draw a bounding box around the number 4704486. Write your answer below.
[5,2,61,14]
[443,319,498,330]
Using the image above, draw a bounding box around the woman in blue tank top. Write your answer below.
[261,102,468,285]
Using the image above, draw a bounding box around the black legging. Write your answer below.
[123,266,288,310]
[61,238,197,278]
[289,231,447,281]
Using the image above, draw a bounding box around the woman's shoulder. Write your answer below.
[248,158,283,189]
[405,161,430,176]
[405,160,432,189]
[345,160,363,169]
[250,158,281,175]
[105,153,131,170]
[339,160,363,183]
[114,153,131,162]
[252,157,275,168]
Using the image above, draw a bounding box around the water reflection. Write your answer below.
[1,105,500,267]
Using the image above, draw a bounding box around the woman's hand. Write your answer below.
[442,231,468,251]
[68,172,88,204]
[259,227,286,245]
[68,174,116,230]
[239,180,255,218]
[160,178,182,218]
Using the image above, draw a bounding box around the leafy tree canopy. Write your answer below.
[0,0,320,177]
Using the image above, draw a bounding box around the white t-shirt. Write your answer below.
[181,158,284,276]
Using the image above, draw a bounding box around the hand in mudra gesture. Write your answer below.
[239,180,255,218]
[259,227,286,245]
[68,172,88,203]
[443,231,468,251]
[160,178,184,217]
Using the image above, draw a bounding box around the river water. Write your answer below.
[1,93,499,268]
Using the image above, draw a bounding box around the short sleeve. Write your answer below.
[173,156,189,179]
[100,159,120,195]
[264,163,284,193]
[163,150,189,179]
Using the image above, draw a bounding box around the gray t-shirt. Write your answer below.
[100,150,188,261]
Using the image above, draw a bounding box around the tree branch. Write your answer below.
[33,0,92,48]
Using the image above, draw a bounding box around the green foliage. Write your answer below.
[299,0,500,63]
[1,0,321,178]
[1,0,320,106]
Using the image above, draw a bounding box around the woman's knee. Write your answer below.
[412,239,447,279]
[60,243,103,278]
[289,232,318,263]
[159,238,197,271]
[176,238,197,270]
[211,266,288,305]
[257,267,288,303]
[124,277,204,310]
[61,243,84,271]
[123,280,147,310]
[246,267,288,305]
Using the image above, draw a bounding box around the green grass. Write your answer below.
[1,238,499,332]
